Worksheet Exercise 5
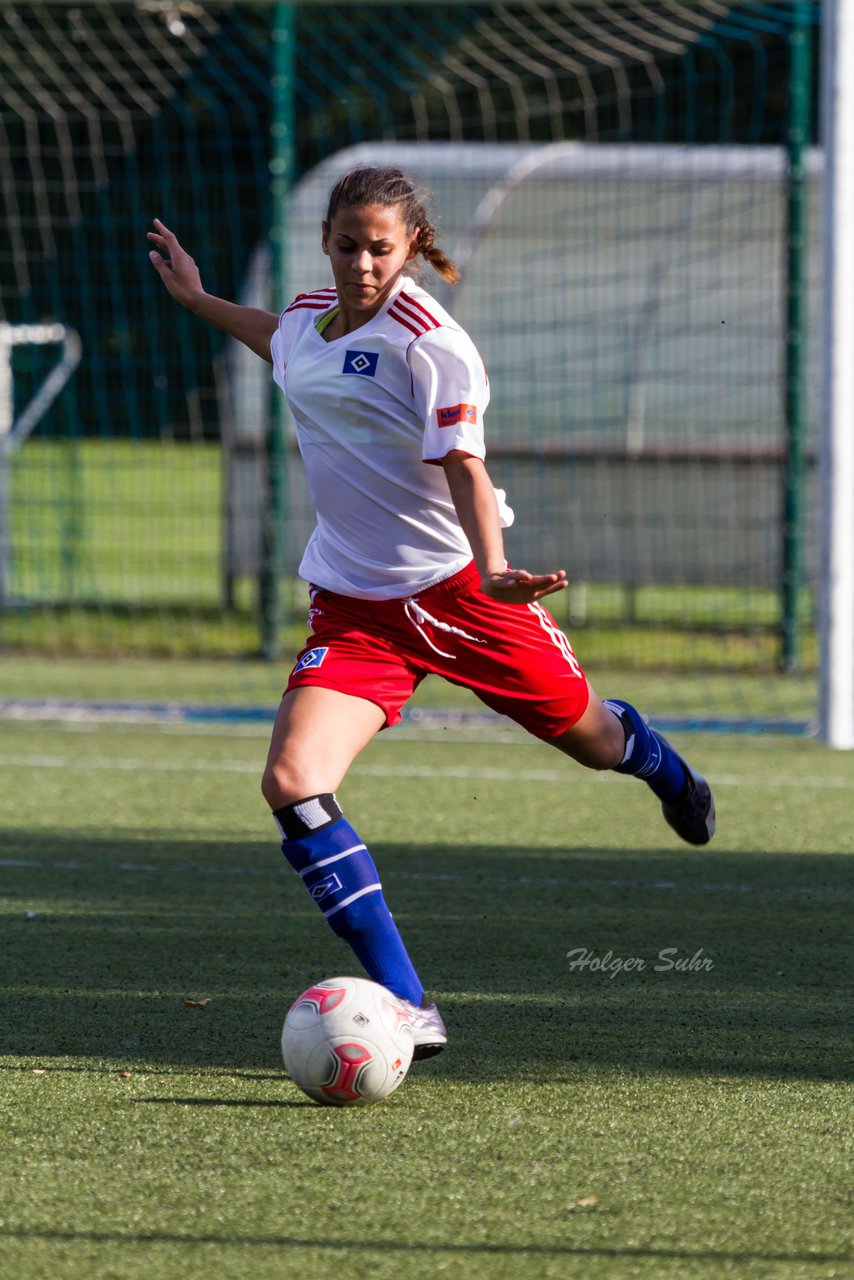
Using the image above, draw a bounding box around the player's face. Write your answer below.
[322,203,418,319]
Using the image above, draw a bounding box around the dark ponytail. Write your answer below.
[325,165,460,286]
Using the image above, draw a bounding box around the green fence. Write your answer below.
[0,1,821,725]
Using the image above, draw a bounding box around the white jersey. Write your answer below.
[270,276,514,599]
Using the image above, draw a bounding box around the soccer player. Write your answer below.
[148,165,715,1060]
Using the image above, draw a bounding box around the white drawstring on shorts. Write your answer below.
[403,596,486,660]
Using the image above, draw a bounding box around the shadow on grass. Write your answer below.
[134,1096,312,1108]
[0,1228,848,1267]
[1,828,852,1081]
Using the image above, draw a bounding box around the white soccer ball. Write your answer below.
[281,976,415,1106]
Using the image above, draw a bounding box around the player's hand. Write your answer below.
[147,219,205,308]
[480,568,568,604]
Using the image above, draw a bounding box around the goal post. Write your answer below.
[0,322,82,604]
[818,0,854,749]
[260,0,295,659]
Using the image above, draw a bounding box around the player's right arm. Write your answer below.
[147,219,278,364]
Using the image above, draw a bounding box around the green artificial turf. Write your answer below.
[0,653,818,729]
[0,719,851,1279]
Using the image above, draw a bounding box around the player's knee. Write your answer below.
[592,741,625,770]
[550,714,625,771]
[260,763,283,810]
[261,756,315,811]
[572,740,623,771]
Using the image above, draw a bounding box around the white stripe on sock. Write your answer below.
[298,843,367,878]
[323,883,382,918]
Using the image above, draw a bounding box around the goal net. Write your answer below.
[0,0,821,728]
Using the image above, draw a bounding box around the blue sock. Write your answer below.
[274,793,424,1005]
[604,699,690,804]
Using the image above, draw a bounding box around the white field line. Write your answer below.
[0,752,851,790]
[0,855,845,897]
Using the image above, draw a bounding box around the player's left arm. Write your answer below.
[441,450,567,604]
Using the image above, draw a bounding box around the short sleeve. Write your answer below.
[407,326,490,464]
[270,309,296,394]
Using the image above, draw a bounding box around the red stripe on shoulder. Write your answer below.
[398,292,441,327]
[284,289,337,313]
[388,307,423,338]
[390,301,432,333]
[389,301,440,339]
[392,298,440,332]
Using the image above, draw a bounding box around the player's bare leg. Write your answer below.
[547,692,624,769]
[261,685,385,809]
[262,685,446,1057]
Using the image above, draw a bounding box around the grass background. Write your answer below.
[0,709,851,1280]
[4,440,818,686]
[0,441,841,1278]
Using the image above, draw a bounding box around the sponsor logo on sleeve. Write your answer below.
[437,403,477,428]
[293,646,329,673]
[342,350,379,377]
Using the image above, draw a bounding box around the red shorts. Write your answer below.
[285,560,589,741]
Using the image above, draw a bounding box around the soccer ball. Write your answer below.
[281,976,415,1106]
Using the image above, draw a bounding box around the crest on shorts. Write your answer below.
[294,646,329,673]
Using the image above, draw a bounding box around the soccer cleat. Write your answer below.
[661,765,716,846]
[398,997,447,1060]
